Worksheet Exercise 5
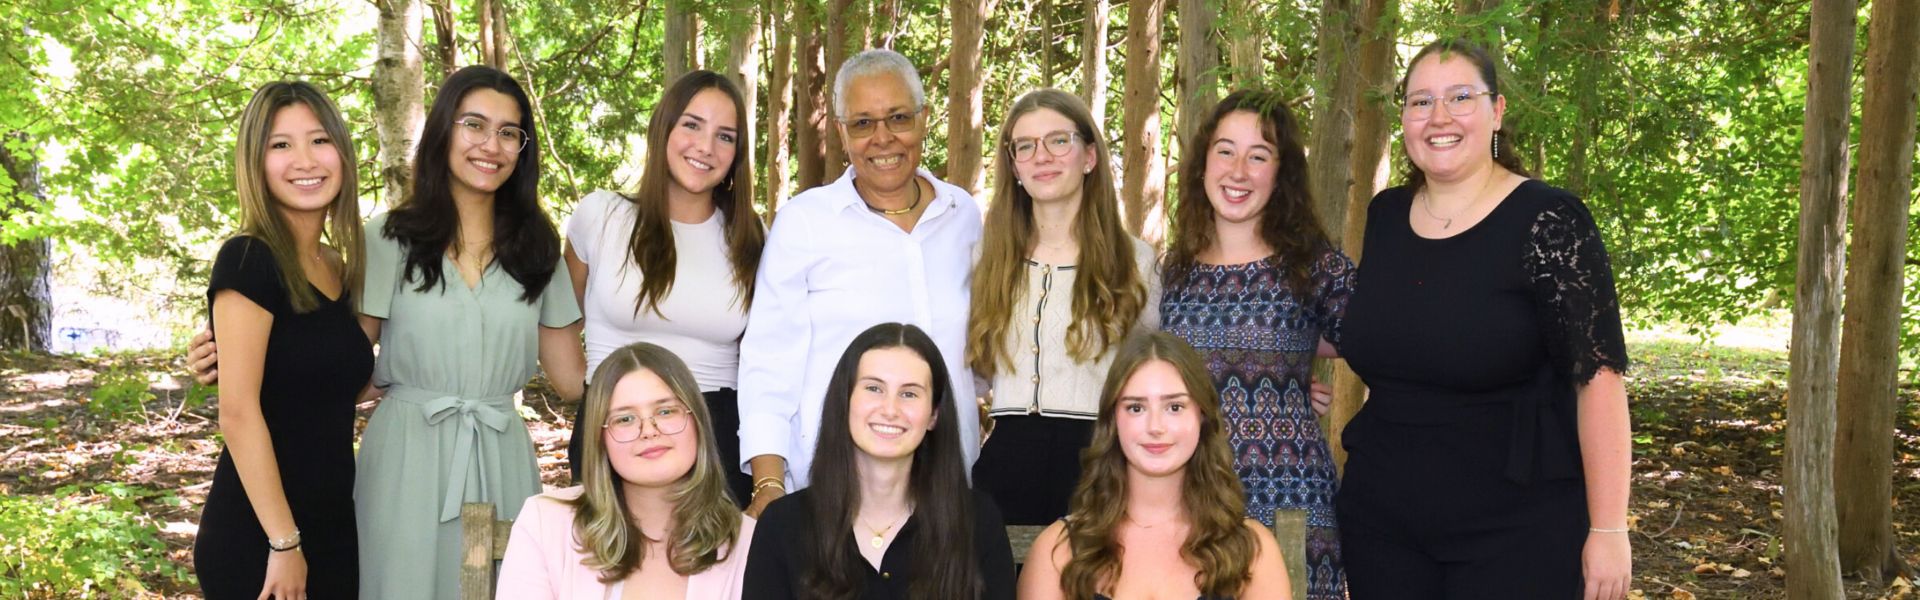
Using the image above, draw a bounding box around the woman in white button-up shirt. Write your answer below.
[737,49,983,517]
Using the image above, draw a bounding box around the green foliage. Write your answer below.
[85,367,154,421]
[0,483,190,598]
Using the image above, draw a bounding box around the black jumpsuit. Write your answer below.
[1333,180,1628,599]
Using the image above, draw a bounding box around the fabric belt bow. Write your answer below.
[421,393,516,522]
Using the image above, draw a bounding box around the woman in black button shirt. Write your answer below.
[743,323,1017,600]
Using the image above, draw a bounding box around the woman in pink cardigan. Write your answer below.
[497,342,755,600]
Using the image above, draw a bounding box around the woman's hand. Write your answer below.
[746,486,785,519]
[1582,531,1631,600]
[188,326,219,385]
[1309,377,1333,417]
[258,548,307,600]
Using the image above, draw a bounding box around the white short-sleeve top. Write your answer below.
[566,190,751,390]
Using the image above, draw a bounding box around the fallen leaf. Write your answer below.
[1692,563,1719,574]
[1672,589,1696,600]
[1731,568,1751,578]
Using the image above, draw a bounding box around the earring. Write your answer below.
[1492,131,1500,159]
[1084,166,1092,174]
[1016,179,1022,186]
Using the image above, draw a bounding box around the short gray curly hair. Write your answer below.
[833,49,926,120]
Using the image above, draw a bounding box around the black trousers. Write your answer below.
[569,387,754,509]
[970,415,1095,526]
[1334,403,1588,600]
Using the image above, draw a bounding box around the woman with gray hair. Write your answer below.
[736,48,983,518]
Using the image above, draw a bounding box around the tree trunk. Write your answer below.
[948,0,991,198]
[428,0,458,83]
[874,0,900,47]
[0,134,51,354]
[823,0,856,183]
[1121,0,1167,242]
[1329,0,1396,471]
[1785,0,1857,597]
[1174,0,1219,149]
[1308,0,1361,242]
[1081,0,1109,126]
[1835,0,1920,581]
[1565,0,1615,199]
[489,0,508,68]
[725,1,760,207]
[794,5,827,192]
[374,0,425,207]
[665,1,699,83]
[475,0,498,69]
[1041,0,1054,88]
[767,0,794,215]
[1224,0,1264,86]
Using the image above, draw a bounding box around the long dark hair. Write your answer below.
[804,323,979,600]
[383,65,559,302]
[1397,39,1531,191]
[1164,90,1326,294]
[620,71,766,317]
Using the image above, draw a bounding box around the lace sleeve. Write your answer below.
[1525,197,1630,384]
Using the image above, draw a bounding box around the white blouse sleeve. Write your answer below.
[735,206,816,475]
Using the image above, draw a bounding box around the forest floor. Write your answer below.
[0,317,1916,599]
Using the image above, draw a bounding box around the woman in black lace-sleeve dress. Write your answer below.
[1331,40,1633,600]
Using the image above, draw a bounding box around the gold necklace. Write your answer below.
[862,516,898,549]
[862,178,923,216]
[1419,172,1500,230]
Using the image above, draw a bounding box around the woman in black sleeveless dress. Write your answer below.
[194,82,375,600]
[1332,40,1633,600]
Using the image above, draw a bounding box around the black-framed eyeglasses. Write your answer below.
[456,117,530,152]
[1400,86,1497,121]
[1009,131,1082,162]
[603,404,690,443]
[840,107,923,138]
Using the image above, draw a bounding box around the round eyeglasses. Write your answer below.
[456,116,530,152]
[603,404,691,443]
[1009,131,1082,163]
[1400,86,1497,122]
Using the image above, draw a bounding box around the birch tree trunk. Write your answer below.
[0,134,50,353]
[1784,0,1857,597]
[373,0,425,206]
[1834,0,1920,581]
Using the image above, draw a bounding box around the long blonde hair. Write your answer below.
[231,81,364,313]
[566,343,743,581]
[1060,332,1255,599]
[967,89,1146,377]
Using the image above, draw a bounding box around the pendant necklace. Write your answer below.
[1419,172,1500,230]
[863,517,898,549]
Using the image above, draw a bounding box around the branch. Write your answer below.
[1908,256,1919,267]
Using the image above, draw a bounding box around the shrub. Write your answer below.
[0,483,190,598]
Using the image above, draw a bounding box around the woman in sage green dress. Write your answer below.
[352,66,586,600]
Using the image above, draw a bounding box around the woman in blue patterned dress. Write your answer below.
[1159,90,1352,600]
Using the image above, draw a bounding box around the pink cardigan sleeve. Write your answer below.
[495,493,569,600]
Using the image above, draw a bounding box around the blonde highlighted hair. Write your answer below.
[967,89,1146,377]
[566,342,743,581]
[231,81,364,313]
[1060,331,1256,599]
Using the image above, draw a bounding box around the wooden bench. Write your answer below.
[460,504,1308,600]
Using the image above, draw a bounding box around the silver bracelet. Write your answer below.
[268,529,302,551]
[1589,527,1629,534]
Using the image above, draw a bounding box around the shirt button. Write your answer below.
[1031,316,1039,324]
[882,572,891,579]
[1030,345,1039,354]
[1031,375,1039,384]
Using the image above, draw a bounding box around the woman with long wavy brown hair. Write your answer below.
[1018,331,1289,600]
[497,342,754,599]
[1158,90,1350,600]
[563,70,767,503]
[967,88,1156,526]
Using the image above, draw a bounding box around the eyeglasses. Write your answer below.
[456,117,530,152]
[1400,86,1497,121]
[840,107,923,138]
[603,404,691,443]
[1009,131,1082,163]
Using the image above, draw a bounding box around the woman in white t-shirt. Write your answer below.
[564,70,766,504]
